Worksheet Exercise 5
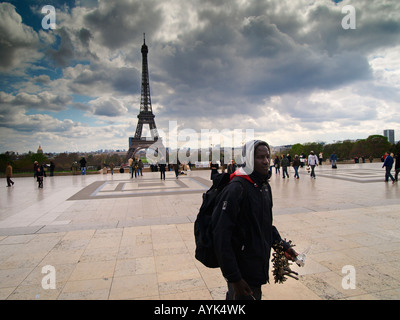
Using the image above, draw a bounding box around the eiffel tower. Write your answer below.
[127,34,160,160]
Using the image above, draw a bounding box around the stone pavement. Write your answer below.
[0,162,400,300]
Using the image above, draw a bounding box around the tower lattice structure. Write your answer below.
[127,35,161,160]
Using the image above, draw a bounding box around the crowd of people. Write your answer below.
[234,150,400,182]
[5,150,400,187]
[382,152,400,183]
[270,151,337,180]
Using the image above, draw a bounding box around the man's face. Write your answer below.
[254,145,270,176]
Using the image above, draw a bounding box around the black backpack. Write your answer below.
[194,172,246,268]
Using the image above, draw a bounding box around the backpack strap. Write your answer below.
[229,176,249,208]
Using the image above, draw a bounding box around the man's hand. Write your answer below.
[284,247,298,261]
[232,279,253,297]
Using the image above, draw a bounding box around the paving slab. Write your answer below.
[1,163,400,300]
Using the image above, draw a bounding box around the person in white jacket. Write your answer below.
[308,151,319,179]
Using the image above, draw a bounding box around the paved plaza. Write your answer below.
[1,162,400,300]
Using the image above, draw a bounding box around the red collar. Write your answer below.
[230,169,255,185]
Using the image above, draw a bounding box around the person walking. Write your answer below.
[210,161,219,180]
[33,161,39,179]
[159,161,166,180]
[382,152,395,183]
[212,140,298,300]
[128,157,133,177]
[307,151,319,179]
[137,159,143,176]
[174,161,180,179]
[292,155,300,179]
[273,156,280,175]
[5,162,14,187]
[300,153,306,168]
[133,158,139,178]
[49,161,55,176]
[280,154,289,179]
[109,162,114,175]
[395,153,400,182]
[330,152,338,169]
[79,157,87,175]
[37,163,45,188]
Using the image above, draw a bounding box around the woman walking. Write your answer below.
[6,162,14,187]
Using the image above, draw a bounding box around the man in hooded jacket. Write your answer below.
[212,140,297,300]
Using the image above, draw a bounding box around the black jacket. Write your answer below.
[212,171,286,286]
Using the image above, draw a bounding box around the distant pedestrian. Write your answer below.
[128,157,133,177]
[109,162,114,175]
[34,161,39,178]
[382,152,395,183]
[137,159,143,176]
[273,156,280,175]
[71,161,78,175]
[174,162,180,179]
[300,153,306,168]
[292,155,300,179]
[286,154,292,165]
[308,151,319,179]
[80,157,87,175]
[159,160,166,180]
[369,155,373,163]
[395,153,400,182]
[280,154,289,179]
[49,161,55,176]
[330,152,338,169]
[133,158,139,178]
[37,163,45,188]
[318,152,323,165]
[5,162,14,187]
[210,161,219,180]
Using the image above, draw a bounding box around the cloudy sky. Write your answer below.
[0,0,399,153]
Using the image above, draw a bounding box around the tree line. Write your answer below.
[286,135,399,161]
[0,151,126,174]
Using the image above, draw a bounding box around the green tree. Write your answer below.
[365,135,390,158]
[0,152,14,172]
[338,140,355,159]
[323,142,342,159]
[288,142,324,157]
[290,143,303,156]
[30,153,48,165]
[392,141,400,156]
[106,153,123,166]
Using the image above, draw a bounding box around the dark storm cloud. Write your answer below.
[0,2,40,71]
[47,27,75,67]
[0,91,72,112]
[148,0,399,125]
[83,0,163,50]
[67,63,141,96]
